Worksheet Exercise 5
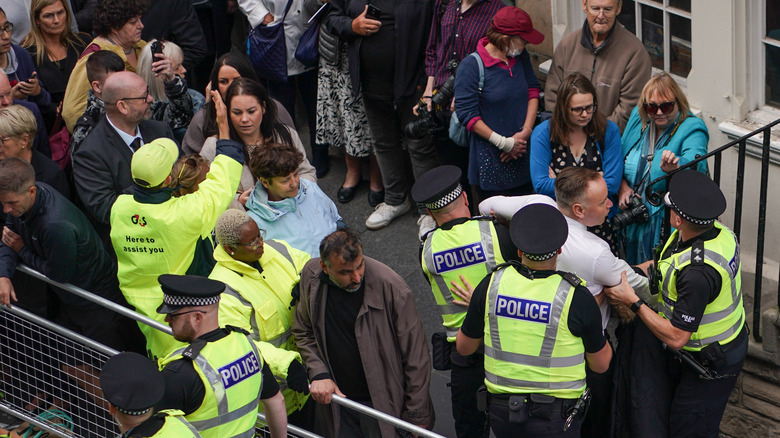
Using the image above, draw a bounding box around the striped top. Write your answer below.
[425,0,506,89]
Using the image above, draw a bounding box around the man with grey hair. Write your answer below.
[72,71,175,246]
[0,157,134,349]
[293,229,434,437]
[210,208,315,428]
[544,0,651,131]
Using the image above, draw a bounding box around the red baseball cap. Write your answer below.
[492,7,545,45]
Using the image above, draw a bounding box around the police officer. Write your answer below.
[100,352,202,437]
[457,204,612,437]
[412,165,516,438]
[605,170,747,437]
[154,275,288,438]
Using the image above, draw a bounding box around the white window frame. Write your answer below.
[624,0,692,85]
[748,0,780,112]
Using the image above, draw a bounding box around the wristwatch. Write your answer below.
[631,299,646,314]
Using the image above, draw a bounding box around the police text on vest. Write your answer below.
[433,243,486,273]
[219,352,260,389]
[495,295,551,324]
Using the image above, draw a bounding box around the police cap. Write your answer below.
[156,274,225,314]
[510,204,568,261]
[411,165,463,210]
[664,170,726,225]
[100,352,165,415]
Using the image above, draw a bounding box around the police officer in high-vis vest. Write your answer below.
[605,170,747,437]
[413,165,517,438]
[101,352,202,437]
[154,275,288,438]
[457,204,612,437]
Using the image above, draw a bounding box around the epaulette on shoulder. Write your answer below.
[690,240,705,266]
[557,271,583,288]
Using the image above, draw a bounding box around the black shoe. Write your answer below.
[337,182,361,203]
[368,189,384,207]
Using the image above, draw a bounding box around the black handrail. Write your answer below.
[643,117,780,343]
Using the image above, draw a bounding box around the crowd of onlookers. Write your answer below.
[0,0,716,436]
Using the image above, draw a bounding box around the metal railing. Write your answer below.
[643,117,780,343]
[4,265,446,438]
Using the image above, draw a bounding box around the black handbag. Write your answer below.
[295,4,328,67]
[246,0,295,81]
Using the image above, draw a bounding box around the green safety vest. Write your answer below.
[159,330,265,438]
[421,218,504,339]
[210,239,310,414]
[144,410,202,437]
[484,266,586,399]
[657,222,745,351]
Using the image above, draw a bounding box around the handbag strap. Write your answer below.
[280,0,295,21]
[469,52,484,93]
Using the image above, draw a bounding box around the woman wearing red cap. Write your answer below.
[453,6,544,204]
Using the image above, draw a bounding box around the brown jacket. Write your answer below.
[544,21,651,132]
[292,256,434,437]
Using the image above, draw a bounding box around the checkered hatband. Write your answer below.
[116,406,152,416]
[162,294,221,308]
[523,250,558,262]
[426,184,463,210]
[664,192,715,225]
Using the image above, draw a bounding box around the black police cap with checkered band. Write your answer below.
[156,274,225,314]
[510,204,568,261]
[664,170,726,225]
[100,352,165,415]
[412,165,463,210]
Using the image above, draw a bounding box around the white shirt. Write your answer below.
[479,195,651,330]
[105,115,144,154]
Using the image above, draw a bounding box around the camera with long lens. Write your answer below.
[404,60,459,139]
[611,196,650,230]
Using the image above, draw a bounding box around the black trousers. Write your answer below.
[450,350,488,438]
[581,340,615,437]
[489,400,581,438]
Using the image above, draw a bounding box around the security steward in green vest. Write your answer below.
[605,170,747,437]
[154,275,288,438]
[457,204,612,438]
[412,165,516,438]
[100,352,202,437]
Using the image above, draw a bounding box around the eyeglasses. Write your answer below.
[569,104,597,115]
[168,309,207,318]
[121,89,150,102]
[643,101,676,115]
[0,23,14,35]
[235,229,267,250]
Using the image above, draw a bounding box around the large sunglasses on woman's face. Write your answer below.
[643,101,676,114]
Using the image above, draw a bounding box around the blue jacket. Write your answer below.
[529,119,623,198]
[6,44,51,110]
[621,105,709,194]
[245,179,341,257]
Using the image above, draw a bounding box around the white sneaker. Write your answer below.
[365,202,411,230]
[417,214,437,241]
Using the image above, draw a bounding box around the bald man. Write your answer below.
[72,71,176,246]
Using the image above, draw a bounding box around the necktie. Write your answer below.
[130,138,142,152]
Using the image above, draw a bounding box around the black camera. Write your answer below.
[612,196,650,230]
[404,60,459,139]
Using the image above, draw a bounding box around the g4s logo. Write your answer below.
[131,214,147,227]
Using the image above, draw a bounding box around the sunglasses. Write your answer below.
[643,101,676,115]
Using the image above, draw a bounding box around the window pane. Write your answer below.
[641,5,664,71]
[766,44,780,107]
[669,0,691,12]
[670,14,691,77]
[767,0,780,37]
[618,0,636,34]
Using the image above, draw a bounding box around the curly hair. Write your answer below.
[249,142,302,181]
[215,209,254,247]
[93,0,146,37]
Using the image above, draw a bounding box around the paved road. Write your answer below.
[314,150,457,438]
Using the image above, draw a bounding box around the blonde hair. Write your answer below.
[137,40,185,103]
[21,0,82,65]
[0,105,37,140]
[215,209,254,246]
[170,154,209,196]
[638,72,692,129]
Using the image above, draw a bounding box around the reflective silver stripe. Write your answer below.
[486,269,505,351]
[485,370,585,391]
[484,345,583,368]
[267,329,292,347]
[192,354,229,418]
[265,240,295,267]
[175,415,202,436]
[686,316,744,350]
[187,397,260,431]
[539,281,574,358]
[422,237,462,315]
[223,286,260,340]
[661,246,740,326]
[478,220,496,275]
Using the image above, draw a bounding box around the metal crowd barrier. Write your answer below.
[2,265,445,438]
